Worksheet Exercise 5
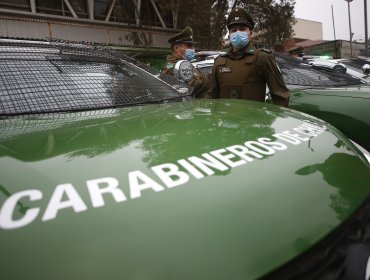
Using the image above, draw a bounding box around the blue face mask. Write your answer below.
[230,31,249,49]
[184,48,195,61]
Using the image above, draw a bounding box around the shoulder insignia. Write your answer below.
[260,48,272,54]
[246,49,255,54]
[164,63,174,70]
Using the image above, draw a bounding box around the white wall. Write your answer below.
[293,18,323,40]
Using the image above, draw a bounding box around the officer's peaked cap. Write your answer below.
[168,26,197,45]
[227,7,254,30]
[288,46,304,54]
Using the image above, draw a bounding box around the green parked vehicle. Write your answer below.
[289,85,370,151]
[273,53,370,152]
[194,53,370,152]
[1,40,370,280]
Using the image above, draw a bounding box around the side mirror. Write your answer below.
[174,60,194,82]
[362,64,370,75]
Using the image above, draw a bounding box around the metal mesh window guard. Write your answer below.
[275,53,363,89]
[0,40,191,117]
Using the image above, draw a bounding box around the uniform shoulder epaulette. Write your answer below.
[164,63,174,70]
[259,48,272,54]
[214,55,227,65]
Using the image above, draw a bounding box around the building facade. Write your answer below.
[0,0,182,68]
[293,18,323,41]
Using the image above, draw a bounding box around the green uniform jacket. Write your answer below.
[161,55,210,98]
[207,45,290,106]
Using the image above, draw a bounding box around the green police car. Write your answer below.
[276,53,370,152]
[194,53,370,152]
[1,40,370,280]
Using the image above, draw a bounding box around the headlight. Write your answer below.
[174,60,194,82]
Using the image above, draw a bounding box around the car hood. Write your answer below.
[1,99,370,280]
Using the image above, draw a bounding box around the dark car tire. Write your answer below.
[341,243,370,280]
[333,65,346,74]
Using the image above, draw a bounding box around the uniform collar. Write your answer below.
[166,54,180,63]
[227,45,256,59]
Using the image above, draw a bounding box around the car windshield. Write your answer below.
[0,40,192,117]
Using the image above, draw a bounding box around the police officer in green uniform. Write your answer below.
[161,27,210,98]
[207,7,290,107]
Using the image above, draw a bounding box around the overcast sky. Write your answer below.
[293,0,368,41]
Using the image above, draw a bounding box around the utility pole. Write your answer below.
[344,0,354,58]
[331,5,337,58]
[331,5,336,41]
[365,0,369,56]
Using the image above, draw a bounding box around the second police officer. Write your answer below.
[206,7,290,107]
[161,26,210,98]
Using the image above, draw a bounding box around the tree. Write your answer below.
[110,0,295,50]
[157,0,229,49]
[209,0,230,49]
[180,0,224,49]
[169,0,295,50]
